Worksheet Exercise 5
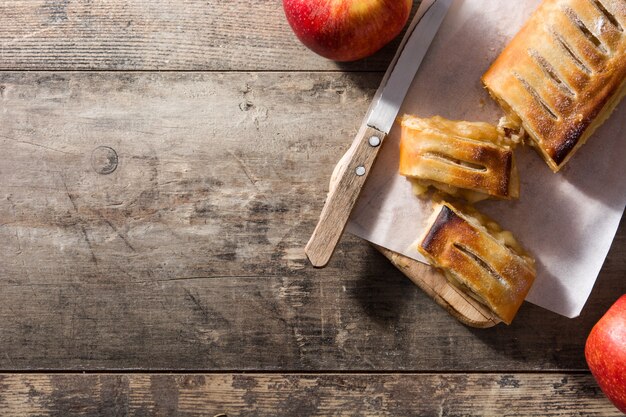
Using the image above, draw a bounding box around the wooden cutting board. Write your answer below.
[375,245,500,328]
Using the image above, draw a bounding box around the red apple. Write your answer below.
[283,0,412,62]
[585,294,626,413]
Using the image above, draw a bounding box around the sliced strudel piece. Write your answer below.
[483,0,626,172]
[418,202,536,324]
[399,115,519,202]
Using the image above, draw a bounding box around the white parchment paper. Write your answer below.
[346,0,626,318]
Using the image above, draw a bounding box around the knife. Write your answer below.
[305,0,453,267]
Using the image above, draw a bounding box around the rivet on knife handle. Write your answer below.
[305,125,386,267]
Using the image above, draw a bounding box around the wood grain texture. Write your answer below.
[0,373,620,416]
[0,72,624,371]
[0,0,414,71]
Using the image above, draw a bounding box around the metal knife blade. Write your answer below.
[366,0,452,134]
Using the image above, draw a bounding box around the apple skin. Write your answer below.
[283,0,412,62]
[585,294,626,413]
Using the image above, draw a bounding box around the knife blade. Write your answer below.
[367,0,452,133]
[305,0,453,268]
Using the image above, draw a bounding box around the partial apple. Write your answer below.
[585,294,626,413]
[283,0,412,62]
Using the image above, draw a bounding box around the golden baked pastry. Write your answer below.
[399,115,519,202]
[483,0,626,172]
[417,202,536,324]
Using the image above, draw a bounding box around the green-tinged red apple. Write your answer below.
[283,0,412,62]
[585,294,626,413]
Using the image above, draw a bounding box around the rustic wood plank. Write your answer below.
[0,373,619,416]
[0,72,624,371]
[0,0,416,71]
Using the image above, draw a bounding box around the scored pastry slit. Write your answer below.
[568,0,625,51]
[528,48,576,96]
[551,29,593,74]
[563,6,610,54]
[512,71,560,120]
[590,0,624,31]
[518,48,577,116]
[421,152,487,172]
[452,243,510,288]
[574,0,626,59]
[555,7,607,68]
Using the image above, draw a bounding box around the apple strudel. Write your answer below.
[482,0,626,172]
[399,115,519,202]
[417,202,536,324]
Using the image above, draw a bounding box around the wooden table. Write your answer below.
[0,1,624,415]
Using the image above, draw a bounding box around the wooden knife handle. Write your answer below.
[305,125,386,267]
